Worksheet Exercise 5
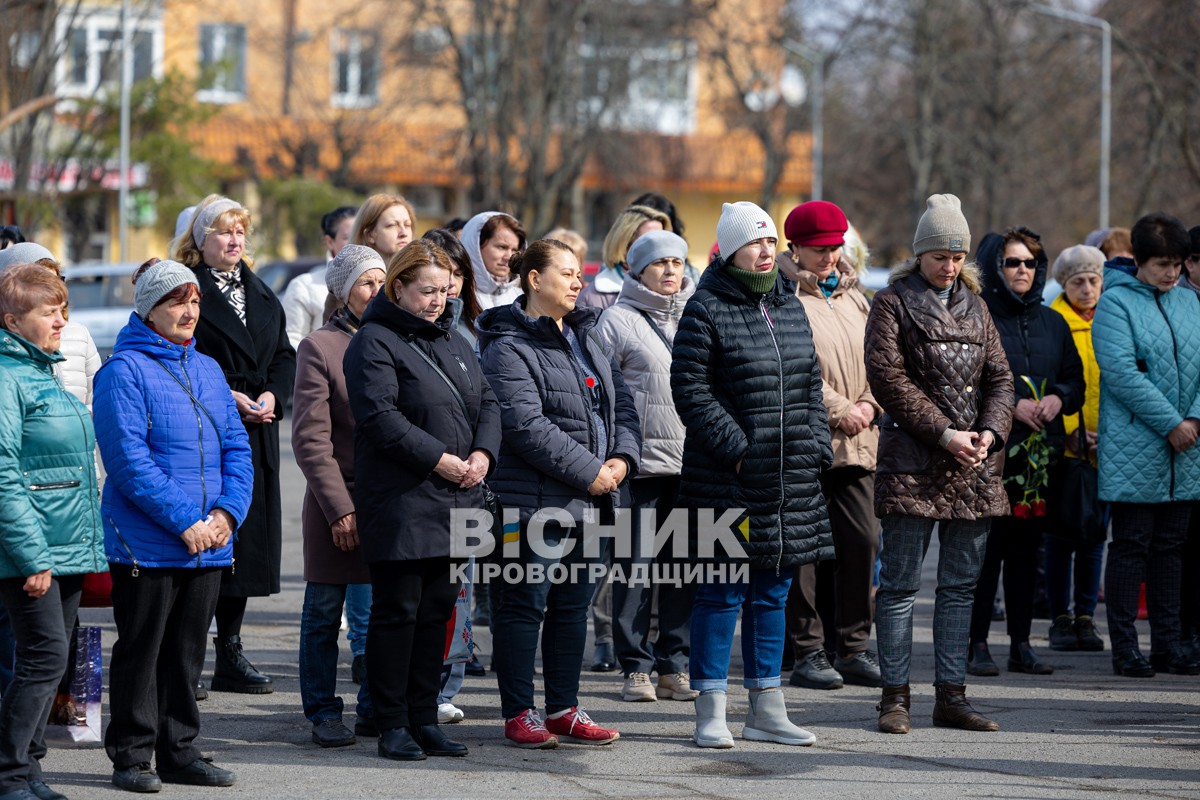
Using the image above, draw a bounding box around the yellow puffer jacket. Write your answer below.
[1051,293,1099,457]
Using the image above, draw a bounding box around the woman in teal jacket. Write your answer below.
[0,263,104,800]
[1093,212,1200,678]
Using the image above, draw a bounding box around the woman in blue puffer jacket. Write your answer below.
[93,260,253,792]
[1093,212,1200,678]
[0,263,104,800]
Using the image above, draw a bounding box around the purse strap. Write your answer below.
[635,309,673,352]
[400,337,471,423]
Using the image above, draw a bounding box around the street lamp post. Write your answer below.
[783,41,825,202]
[118,0,132,262]
[1031,4,1111,230]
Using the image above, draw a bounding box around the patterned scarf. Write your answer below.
[209,266,246,325]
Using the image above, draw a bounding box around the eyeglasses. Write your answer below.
[1001,257,1037,271]
[1188,254,1200,263]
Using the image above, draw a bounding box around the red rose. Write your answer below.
[1013,502,1032,519]
[1031,499,1047,517]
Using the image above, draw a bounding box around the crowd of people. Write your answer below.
[0,187,1197,798]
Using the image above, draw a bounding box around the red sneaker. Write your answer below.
[504,709,558,749]
[544,707,620,745]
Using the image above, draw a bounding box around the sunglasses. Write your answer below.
[1001,257,1037,270]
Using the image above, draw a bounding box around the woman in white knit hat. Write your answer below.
[864,194,1013,735]
[672,201,832,749]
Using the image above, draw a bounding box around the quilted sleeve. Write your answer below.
[1093,294,1183,436]
[670,301,749,468]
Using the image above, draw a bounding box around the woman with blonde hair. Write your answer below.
[352,194,416,264]
[577,205,672,311]
[172,194,296,697]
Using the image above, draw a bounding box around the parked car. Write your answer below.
[255,257,325,296]
[64,262,138,359]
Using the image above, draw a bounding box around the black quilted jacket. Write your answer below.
[670,261,833,573]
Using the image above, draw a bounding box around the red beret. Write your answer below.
[784,201,848,247]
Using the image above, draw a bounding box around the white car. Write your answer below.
[64,262,139,359]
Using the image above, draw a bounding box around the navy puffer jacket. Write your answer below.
[670,261,833,573]
[476,298,641,523]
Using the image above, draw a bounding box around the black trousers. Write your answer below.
[1105,502,1191,655]
[367,558,459,730]
[970,515,1042,647]
[105,565,222,772]
[0,574,82,792]
[788,467,878,658]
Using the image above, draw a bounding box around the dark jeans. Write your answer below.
[789,466,878,658]
[1044,534,1105,619]
[1182,507,1200,638]
[970,515,1042,647]
[367,559,458,731]
[299,582,372,725]
[0,607,14,695]
[493,519,598,720]
[0,574,82,792]
[612,476,694,676]
[105,565,221,772]
[1105,502,1190,655]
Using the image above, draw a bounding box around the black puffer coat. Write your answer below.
[977,232,1085,462]
[344,293,501,563]
[476,299,641,523]
[670,262,833,573]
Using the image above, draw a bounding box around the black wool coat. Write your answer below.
[670,262,833,573]
[343,293,501,563]
[476,299,642,524]
[191,262,296,597]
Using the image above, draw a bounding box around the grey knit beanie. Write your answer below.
[174,205,197,241]
[326,244,385,304]
[0,242,55,271]
[1053,244,1106,285]
[192,197,243,247]
[913,194,970,256]
[716,202,777,260]
[627,230,688,277]
[135,260,199,319]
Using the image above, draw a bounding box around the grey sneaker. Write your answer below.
[789,650,844,690]
[834,651,882,687]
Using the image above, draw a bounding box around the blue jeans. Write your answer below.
[344,583,371,658]
[1044,535,1104,619]
[299,582,371,725]
[689,568,792,692]
[876,515,989,687]
[492,519,598,720]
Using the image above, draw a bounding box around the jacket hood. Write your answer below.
[476,295,601,352]
[1050,293,1093,334]
[888,257,982,293]
[614,272,695,318]
[697,256,797,306]
[0,327,65,368]
[776,253,860,298]
[112,312,195,362]
[361,291,452,341]
[1103,257,1153,296]
[462,211,522,298]
[590,266,624,295]
[978,231,1048,316]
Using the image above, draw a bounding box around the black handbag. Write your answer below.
[1048,445,1107,547]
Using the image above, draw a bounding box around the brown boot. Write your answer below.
[932,683,999,731]
[876,684,910,734]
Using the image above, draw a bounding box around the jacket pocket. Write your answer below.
[29,480,82,491]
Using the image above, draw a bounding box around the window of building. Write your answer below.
[332,29,379,108]
[581,36,697,136]
[57,10,160,97]
[198,23,246,103]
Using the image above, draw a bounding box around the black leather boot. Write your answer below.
[210,635,274,694]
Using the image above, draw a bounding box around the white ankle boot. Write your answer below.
[693,690,735,748]
[743,688,816,746]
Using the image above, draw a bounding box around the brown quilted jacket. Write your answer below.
[864,267,1014,520]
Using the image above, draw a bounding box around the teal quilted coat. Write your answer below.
[0,329,105,580]
[1092,261,1200,503]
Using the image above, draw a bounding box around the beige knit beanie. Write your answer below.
[913,194,970,256]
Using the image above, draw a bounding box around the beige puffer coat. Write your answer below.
[595,273,695,477]
[779,253,880,471]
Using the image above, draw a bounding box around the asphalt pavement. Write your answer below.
[53,428,1200,799]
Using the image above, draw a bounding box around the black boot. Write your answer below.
[210,635,274,694]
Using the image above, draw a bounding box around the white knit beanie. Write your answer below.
[325,244,385,304]
[0,242,54,270]
[192,197,243,247]
[135,260,199,319]
[913,194,970,256]
[716,202,777,260]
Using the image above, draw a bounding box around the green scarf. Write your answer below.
[726,262,779,295]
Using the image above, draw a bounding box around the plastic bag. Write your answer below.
[46,625,102,744]
[443,562,474,665]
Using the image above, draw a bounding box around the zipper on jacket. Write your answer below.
[29,480,81,491]
[760,299,786,577]
[554,327,600,458]
[1154,292,1182,499]
[180,351,210,515]
[108,516,141,577]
